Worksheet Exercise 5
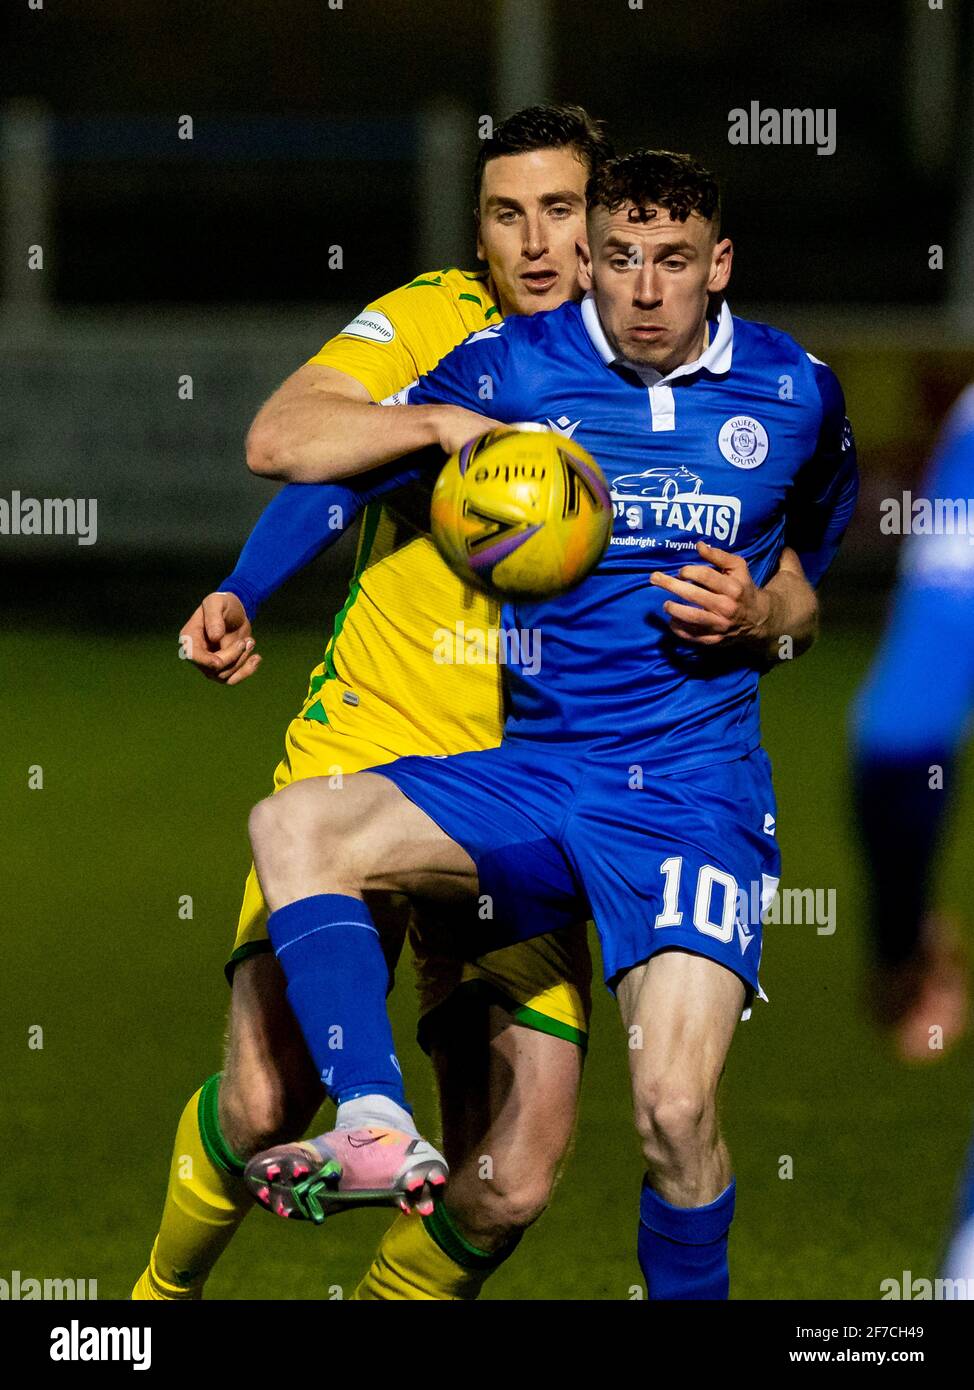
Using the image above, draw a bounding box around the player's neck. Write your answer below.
[674,314,710,371]
[485,272,504,318]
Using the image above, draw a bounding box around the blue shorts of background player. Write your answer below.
[373,740,780,1010]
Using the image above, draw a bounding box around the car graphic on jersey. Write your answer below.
[610,465,704,502]
[609,466,742,546]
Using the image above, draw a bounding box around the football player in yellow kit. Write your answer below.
[134,105,609,1302]
[134,105,817,1300]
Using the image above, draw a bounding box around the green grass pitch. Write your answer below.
[4,619,973,1299]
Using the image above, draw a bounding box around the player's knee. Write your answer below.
[451,1168,553,1243]
[218,1068,318,1159]
[248,794,286,872]
[249,784,341,875]
[633,1082,713,1165]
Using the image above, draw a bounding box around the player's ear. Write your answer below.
[577,237,593,288]
[708,237,733,294]
[475,216,486,264]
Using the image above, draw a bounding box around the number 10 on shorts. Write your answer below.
[654,856,778,944]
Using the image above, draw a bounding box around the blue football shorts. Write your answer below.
[372,739,781,1001]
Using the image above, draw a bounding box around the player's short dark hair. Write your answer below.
[473,103,613,214]
[587,150,721,231]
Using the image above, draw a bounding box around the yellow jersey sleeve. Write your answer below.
[307,269,497,403]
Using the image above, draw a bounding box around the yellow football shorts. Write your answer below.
[228,712,592,1052]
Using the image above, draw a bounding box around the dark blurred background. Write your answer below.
[3,0,974,625]
[5,0,974,1304]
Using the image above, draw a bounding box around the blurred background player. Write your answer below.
[850,386,973,1062]
[944,1132,974,1291]
[133,104,610,1303]
[851,384,974,1290]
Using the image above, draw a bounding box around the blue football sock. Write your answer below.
[638,1177,736,1300]
[266,894,408,1109]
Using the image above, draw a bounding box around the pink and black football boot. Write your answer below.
[244,1127,448,1224]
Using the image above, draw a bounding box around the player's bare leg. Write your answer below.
[431,1006,582,1250]
[617,948,745,1298]
[245,771,479,1221]
[868,912,969,1063]
[618,949,742,1202]
[219,953,324,1158]
[352,1006,583,1299]
[135,888,412,1298]
[221,893,406,1154]
[250,769,479,908]
[133,952,324,1300]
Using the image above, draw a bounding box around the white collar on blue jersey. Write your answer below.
[579,290,734,388]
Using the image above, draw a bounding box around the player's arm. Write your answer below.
[783,361,859,586]
[245,361,461,480]
[180,459,424,685]
[652,362,856,662]
[184,288,501,680]
[246,315,500,483]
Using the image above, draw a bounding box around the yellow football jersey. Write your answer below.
[231,270,593,1051]
[301,268,506,754]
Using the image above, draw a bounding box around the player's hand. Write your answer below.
[650,541,771,647]
[432,405,504,456]
[178,592,262,685]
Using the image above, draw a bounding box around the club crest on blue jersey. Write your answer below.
[718,416,769,469]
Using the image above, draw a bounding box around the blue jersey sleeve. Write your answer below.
[784,362,859,587]
[394,323,514,416]
[220,461,422,619]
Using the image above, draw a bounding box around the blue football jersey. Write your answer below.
[853,383,974,759]
[400,294,858,772]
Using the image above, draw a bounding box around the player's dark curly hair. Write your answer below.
[473,103,613,213]
[587,150,721,230]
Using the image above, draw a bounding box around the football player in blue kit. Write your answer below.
[851,387,973,1061]
[242,150,859,1299]
[850,385,974,1283]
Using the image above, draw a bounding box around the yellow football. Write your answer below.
[430,424,612,599]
